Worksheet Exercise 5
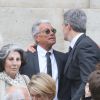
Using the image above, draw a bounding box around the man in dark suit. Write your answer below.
[20,19,67,100]
[61,9,100,100]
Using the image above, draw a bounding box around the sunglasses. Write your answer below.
[40,28,56,34]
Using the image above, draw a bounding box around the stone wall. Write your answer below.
[0,0,100,52]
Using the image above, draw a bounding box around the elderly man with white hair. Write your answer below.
[20,19,67,100]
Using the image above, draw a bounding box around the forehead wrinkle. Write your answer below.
[39,23,53,31]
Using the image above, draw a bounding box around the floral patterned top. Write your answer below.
[0,71,30,99]
[0,71,30,87]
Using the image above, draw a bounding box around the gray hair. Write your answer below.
[0,44,23,59]
[64,9,87,33]
[32,19,51,38]
[0,44,26,72]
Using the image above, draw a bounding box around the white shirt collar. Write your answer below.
[70,33,84,48]
[37,45,53,56]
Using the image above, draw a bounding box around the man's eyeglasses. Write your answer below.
[39,28,56,34]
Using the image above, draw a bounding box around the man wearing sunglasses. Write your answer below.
[20,20,67,100]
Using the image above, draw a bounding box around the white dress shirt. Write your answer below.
[37,45,58,100]
[70,33,84,48]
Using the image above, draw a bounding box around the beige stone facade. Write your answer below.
[0,0,100,52]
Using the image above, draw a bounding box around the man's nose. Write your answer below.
[50,31,54,35]
[50,31,55,35]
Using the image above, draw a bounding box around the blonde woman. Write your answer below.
[28,73,56,100]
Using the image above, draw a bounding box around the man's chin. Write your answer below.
[51,41,56,45]
[48,42,56,47]
[49,40,56,44]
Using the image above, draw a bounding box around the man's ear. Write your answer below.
[34,35,40,43]
[67,23,72,31]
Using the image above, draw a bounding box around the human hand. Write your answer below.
[85,83,91,97]
[26,43,36,53]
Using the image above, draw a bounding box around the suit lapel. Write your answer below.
[33,51,40,73]
[64,47,74,73]
[64,34,86,73]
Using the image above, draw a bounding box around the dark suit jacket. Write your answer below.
[63,34,100,100]
[20,48,67,99]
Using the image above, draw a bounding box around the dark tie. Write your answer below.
[46,52,52,76]
[68,46,72,53]
[68,46,72,56]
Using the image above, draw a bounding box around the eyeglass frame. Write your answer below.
[37,28,56,35]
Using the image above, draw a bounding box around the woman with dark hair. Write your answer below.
[0,44,31,99]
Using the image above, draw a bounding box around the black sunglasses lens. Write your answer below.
[52,28,56,33]
[45,29,50,34]
[45,28,56,34]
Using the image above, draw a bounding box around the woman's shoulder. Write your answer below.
[0,79,4,83]
[21,74,30,84]
[0,72,4,79]
[0,79,5,89]
[0,72,4,75]
[22,75,30,80]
